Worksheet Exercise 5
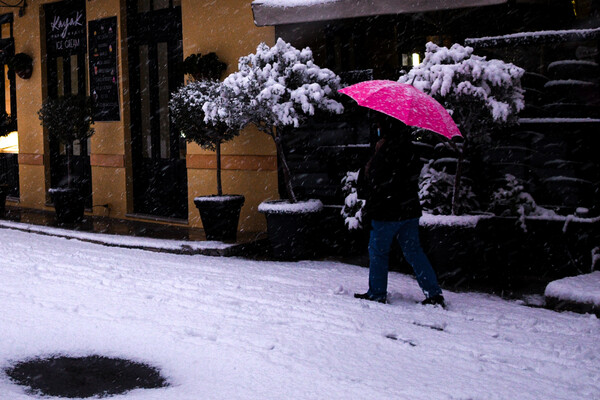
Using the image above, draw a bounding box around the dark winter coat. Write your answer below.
[357,132,422,222]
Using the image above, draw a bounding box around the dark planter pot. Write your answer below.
[259,200,323,260]
[0,184,7,216]
[419,215,599,291]
[49,187,85,224]
[194,195,245,241]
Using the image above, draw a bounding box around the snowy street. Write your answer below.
[0,227,599,399]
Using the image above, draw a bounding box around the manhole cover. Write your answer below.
[5,355,168,398]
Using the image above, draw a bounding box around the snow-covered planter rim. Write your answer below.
[193,195,245,204]
[420,214,491,228]
[258,199,323,215]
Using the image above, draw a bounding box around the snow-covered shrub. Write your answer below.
[341,171,365,230]
[204,38,344,202]
[419,161,478,215]
[399,42,525,214]
[488,174,555,231]
[170,80,243,195]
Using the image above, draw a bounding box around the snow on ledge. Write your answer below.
[258,199,323,214]
[545,271,600,307]
[465,27,600,47]
[420,213,600,228]
[252,0,339,7]
[519,117,600,124]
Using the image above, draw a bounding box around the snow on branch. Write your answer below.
[205,38,344,135]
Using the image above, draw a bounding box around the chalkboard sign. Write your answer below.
[89,17,120,121]
[44,0,87,57]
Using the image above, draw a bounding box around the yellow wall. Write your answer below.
[86,0,131,218]
[13,1,51,209]
[11,0,277,232]
[181,0,278,231]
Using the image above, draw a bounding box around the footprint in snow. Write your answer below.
[384,333,417,346]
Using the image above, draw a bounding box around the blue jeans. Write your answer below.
[367,219,442,299]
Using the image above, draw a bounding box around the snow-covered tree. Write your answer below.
[399,42,525,214]
[170,80,243,196]
[204,38,344,203]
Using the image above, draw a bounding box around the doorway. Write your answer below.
[44,0,92,208]
[0,13,18,198]
[127,0,187,220]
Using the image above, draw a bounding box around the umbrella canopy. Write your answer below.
[338,80,462,139]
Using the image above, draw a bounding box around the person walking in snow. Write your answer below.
[354,115,445,307]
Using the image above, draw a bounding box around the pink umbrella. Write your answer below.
[338,80,462,139]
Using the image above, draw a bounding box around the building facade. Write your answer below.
[3,0,277,231]
[1,0,598,234]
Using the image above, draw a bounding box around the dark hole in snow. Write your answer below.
[4,355,168,398]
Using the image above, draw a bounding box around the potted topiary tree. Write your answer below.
[204,38,344,259]
[170,79,245,241]
[0,111,16,216]
[38,95,95,224]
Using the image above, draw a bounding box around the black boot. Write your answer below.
[354,292,387,304]
[421,294,446,308]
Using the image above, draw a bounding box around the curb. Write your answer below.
[0,220,266,257]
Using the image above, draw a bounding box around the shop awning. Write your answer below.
[252,0,508,26]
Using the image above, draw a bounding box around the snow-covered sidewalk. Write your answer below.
[0,228,599,399]
[0,219,245,256]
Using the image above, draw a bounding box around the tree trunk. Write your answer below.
[274,128,297,203]
[451,149,463,215]
[451,113,472,215]
[216,142,222,196]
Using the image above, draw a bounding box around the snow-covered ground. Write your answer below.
[0,228,599,399]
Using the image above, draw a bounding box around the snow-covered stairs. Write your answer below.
[511,48,600,214]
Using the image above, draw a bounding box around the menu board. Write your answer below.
[45,0,87,57]
[88,17,120,121]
